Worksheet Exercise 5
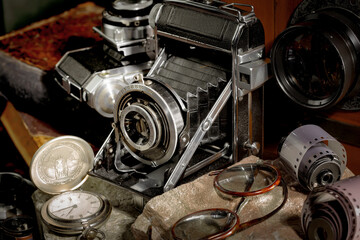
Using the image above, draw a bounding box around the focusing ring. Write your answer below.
[113,80,184,166]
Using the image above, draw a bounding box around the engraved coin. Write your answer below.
[30,136,94,194]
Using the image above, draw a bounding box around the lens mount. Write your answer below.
[119,103,161,151]
[114,80,184,166]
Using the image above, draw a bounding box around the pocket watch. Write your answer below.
[30,136,112,239]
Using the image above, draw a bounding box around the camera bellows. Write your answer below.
[149,55,228,141]
[113,54,229,166]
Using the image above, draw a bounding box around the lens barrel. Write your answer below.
[271,8,360,109]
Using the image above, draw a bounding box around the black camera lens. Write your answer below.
[271,8,360,109]
[284,30,342,101]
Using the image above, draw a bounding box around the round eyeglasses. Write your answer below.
[172,163,288,240]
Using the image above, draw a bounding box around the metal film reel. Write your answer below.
[278,124,347,190]
[302,175,360,240]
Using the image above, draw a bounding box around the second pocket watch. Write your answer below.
[30,136,112,239]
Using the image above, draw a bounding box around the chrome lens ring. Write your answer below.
[101,0,154,43]
[112,0,153,11]
[102,23,153,42]
[119,103,158,151]
[114,80,184,166]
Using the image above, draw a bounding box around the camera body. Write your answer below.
[91,0,269,197]
[54,0,156,117]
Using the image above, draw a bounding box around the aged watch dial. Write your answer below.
[41,191,111,235]
[31,136,112,236]
[48,191,102,220]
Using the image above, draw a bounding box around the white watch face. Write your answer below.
[48,191,102,221]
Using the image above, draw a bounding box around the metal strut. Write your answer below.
[163,79,233,192]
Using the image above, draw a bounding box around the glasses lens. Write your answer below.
[214,163,280,196]
[172,209,239,240]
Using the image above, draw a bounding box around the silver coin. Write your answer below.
[30,136,94,194]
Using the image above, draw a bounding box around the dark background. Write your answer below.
[0,0,107,35]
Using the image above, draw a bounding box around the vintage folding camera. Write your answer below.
[54,0,156,117]
[89,0,269,198]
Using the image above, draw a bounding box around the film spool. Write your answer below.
[302,175,360,240]
[279,124,347,190]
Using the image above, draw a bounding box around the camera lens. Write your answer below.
[283,30,342,100]
[119,104,160,152]
[114,81,184,166]
[271,8,360,109]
